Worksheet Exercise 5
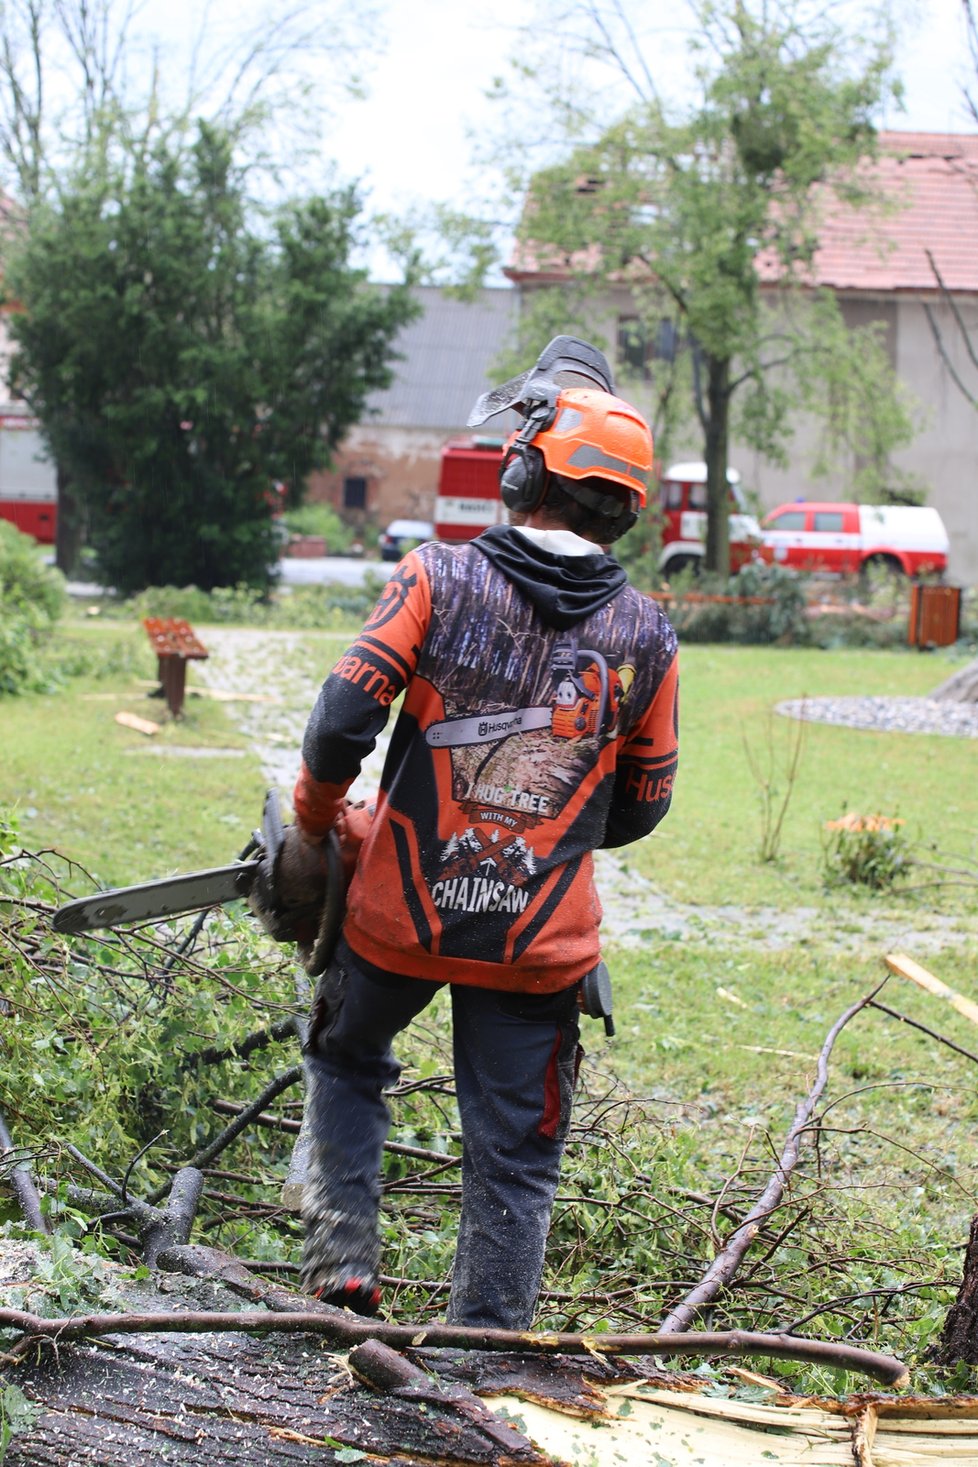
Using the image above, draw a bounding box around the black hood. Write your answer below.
[474,525,627,631]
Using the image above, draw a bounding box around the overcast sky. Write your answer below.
[323,0,972,222]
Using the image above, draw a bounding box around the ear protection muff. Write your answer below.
[499,385,560,513]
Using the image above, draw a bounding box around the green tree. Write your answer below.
[5,124,419,592]
[0,0,383,574]
[495,0,918,575]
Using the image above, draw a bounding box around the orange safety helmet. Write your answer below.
[499,385,653,515]
[529,387,653,504]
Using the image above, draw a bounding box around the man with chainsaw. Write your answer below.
[284,337,679,1326]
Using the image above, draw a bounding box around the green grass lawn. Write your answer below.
[639,643,977,910]
[1,620,266,885]
[3,613,978,1391]
[10,620,972,907]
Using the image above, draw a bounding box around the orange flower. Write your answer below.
[824,812,905,833]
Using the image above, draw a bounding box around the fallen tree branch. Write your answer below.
[143,1169,205,1267]
[869,1000,978,1068]
[658,980,886,1335]
[0,1110,49,1235]
[0,1303,909,1386]
[190,1014,300,1069]
[210,1098,462,1167]
[145,1065,304,1203]
[38,1177,167,1233]
[64,1143,128,1198]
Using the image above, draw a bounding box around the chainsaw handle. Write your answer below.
[261,788,286,872]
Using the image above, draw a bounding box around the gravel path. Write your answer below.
[196,629,976,953]
[778,695,978,738]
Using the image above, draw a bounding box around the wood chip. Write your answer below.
[885,952,978,1028]
[724,1365,781,1390]
[115,711,160,737]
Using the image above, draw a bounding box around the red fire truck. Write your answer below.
[0,413,57,544]
[656,462,762,576]
[433,436,508,543]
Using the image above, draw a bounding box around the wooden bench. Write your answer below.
[142,617,209,718]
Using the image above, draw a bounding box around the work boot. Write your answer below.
[306,1261,381,1320]
[310,1272,382,1316]
[302,1208,381,1315]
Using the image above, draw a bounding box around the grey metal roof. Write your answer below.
[364,285,521,431]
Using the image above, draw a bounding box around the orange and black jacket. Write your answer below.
[294,526,679,993]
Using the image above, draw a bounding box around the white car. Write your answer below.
[379,519,435,561]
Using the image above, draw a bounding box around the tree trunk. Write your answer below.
[0,1240,632,1466]
[703,354,731,578]
[53,467,85,579]
[931,659,978,704]
[933,1212,978,1364]
[3,1326,549,1466]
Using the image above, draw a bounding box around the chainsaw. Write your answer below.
[51,789,345,978]
[52,792,617,1029]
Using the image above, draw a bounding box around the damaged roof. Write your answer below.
[760,131,978,294]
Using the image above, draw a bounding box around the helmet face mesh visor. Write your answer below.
[535,388,653,505]
[467,335,616,427]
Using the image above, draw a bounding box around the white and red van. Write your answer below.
[760,502,948,577]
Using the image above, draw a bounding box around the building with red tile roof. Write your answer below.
[505,130,978,583]
[792,132,978,295]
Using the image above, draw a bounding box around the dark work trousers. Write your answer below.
[301,940,582,1329]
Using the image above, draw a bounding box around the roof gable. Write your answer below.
[365,286,519,429]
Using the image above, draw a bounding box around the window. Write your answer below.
[343,476,367,510]
[769,510,807,531]
[617,316,679,380]
[813,511,844,533]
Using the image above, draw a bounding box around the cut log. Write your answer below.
[0,1240,549,1467]
[3,1328,548,1465]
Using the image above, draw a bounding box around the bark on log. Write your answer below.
[2,1327,549,1466]
[933,1212,978,1364]
[349,1339,546,1458]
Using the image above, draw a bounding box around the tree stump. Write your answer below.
[934,1212,978,1364]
